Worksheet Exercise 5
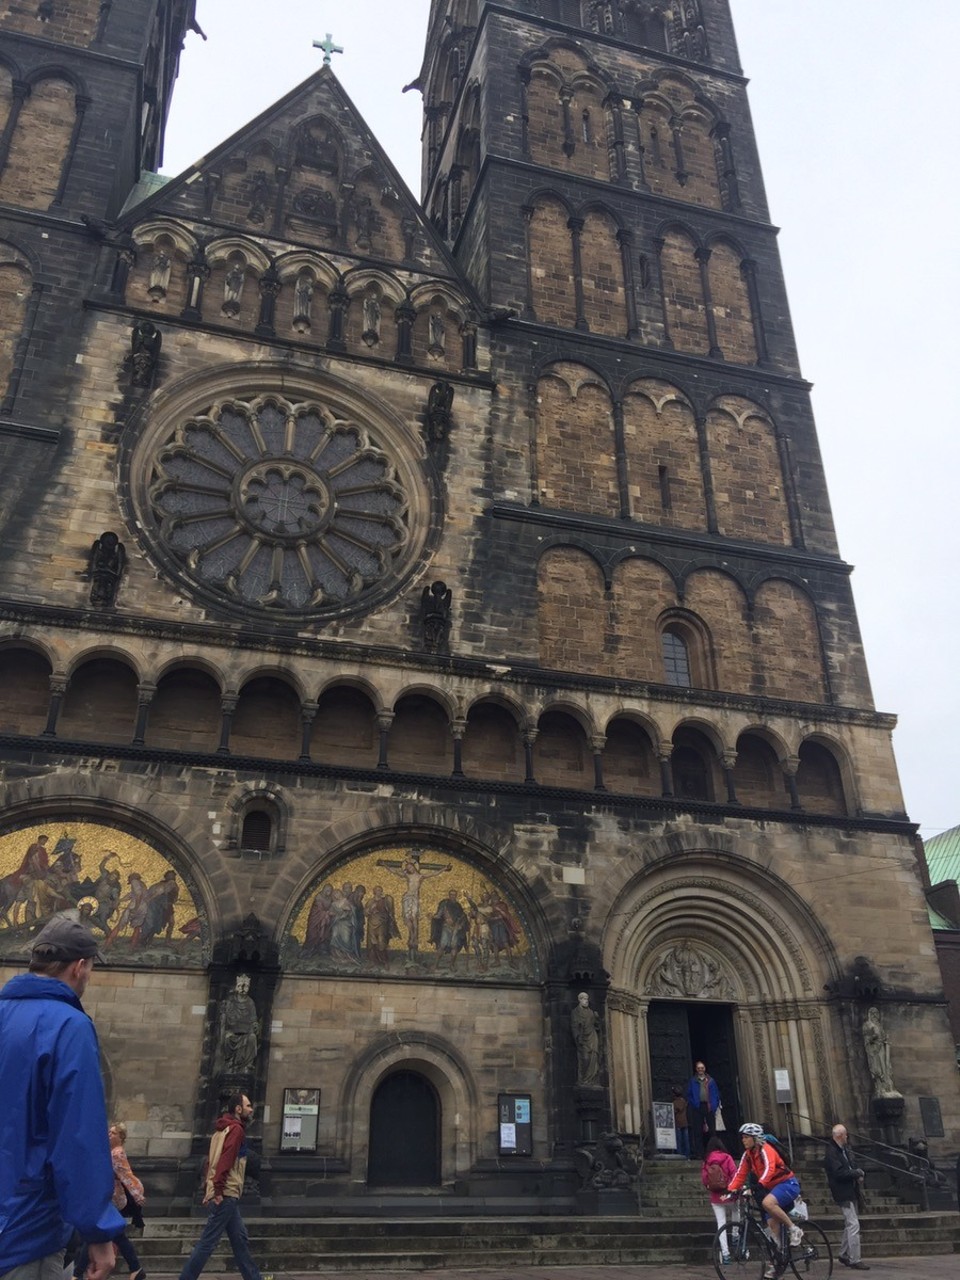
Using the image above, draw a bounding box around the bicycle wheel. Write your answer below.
[789,1220,833,1280]
[712,1215,768,1279]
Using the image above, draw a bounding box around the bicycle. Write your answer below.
[711,1189,833,1279]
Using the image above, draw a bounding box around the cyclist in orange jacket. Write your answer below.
[725,1122,803,1276]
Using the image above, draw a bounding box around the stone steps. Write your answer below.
[131,1212,960,1270]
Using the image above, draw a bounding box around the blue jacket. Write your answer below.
[686,1072,721,1113]
[0,973,125,1270]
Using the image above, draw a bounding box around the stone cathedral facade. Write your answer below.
[0,0,956,1211]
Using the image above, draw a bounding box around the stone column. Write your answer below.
[782,756,802,811]
[451,717,466,778]
[722,750,739,804]
[131,683,156,747]
[591,735,607,792]
[376,711,394,770]
[299,702,318,762]
[217,694,238,755]
[42,674,68,738]
[523,727,538,783]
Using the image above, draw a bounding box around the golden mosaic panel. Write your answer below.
[0,820,207,966]
[284,845,538,981]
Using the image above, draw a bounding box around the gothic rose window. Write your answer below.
[146,394,411,615]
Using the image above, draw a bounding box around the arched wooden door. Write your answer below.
[367,1069,441,1187]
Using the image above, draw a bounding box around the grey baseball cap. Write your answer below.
[31,914,105,963]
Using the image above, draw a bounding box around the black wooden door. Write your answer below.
[647,1001,693,1109]
[367,1070,441,1187]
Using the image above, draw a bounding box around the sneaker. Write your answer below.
[720,1254,731,1265]
[848,1265,870,1272]
[838,1257,851,1268]
[763,1268,778,1280]
[789,1224,804,1247]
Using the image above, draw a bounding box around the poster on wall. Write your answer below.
[283,845,539,982]
[0,819,207,966]
[280,1088,320,1152]
[653,1101,678,1151]
[498,1093,533,1156]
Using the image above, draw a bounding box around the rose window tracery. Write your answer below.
[145,395,412,615]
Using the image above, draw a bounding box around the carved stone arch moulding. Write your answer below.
[0,815,210,968]
[642,937,737,1001]
[607,871,816,999]
[124,369,437,623]
[280,840,541,984]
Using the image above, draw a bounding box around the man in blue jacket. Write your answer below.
[0,914,125,1280]
[686,1059,722,1158]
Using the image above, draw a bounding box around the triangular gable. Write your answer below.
[121,66,468,290]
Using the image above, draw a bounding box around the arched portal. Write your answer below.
[602,851,841,1143]
[368,1069,441,1187]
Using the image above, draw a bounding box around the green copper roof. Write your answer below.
[925,824,960,886]
[925,825,960,932]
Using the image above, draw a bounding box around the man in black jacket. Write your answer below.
[824,1123,869,1270]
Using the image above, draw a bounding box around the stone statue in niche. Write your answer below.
[428,311,446,357]
[420,581,452,654]
[87,532,126,607]
[352,194,379,251]
[645,940,734,1000]
[424,380,454,446]
[362,293,382,347]
[130,318,161,388]
[247,171,272,224]
[219,972,260,1076]
[293,272,314,333]
[147,247,172,301]
[862,1005,899,1097]
[571,990,602,1087]
[222,260,246,318]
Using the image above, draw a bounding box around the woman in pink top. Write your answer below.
[702,1135,739,1264]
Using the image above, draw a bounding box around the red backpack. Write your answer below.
[706,1160,729,1192]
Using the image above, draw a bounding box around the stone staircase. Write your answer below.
[640,1151,922,1218]
[131,1205,960,1273]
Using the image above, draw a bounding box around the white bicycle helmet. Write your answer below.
[739,1122,764,1138]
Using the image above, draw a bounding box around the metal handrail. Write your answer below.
[786,1110,941,1211]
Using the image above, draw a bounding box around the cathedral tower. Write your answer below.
[0,0,956,1209]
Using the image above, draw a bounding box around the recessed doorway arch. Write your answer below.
[601,852,842,1144]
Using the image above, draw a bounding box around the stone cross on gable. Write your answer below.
[313,33,344,67]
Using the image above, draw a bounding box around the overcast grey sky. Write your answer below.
[163,2,960,839]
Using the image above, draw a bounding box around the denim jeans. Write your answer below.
[74,1233,141,1279]
[178,1198,261,1280]
[677,1125,691,1158]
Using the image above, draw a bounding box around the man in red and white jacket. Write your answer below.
[177,1094,266,1280]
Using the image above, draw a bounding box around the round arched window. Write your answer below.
[128,384,432,621]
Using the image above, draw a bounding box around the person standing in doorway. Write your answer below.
[0,915,124,1280]
[672,1086,691,1158]
[178,1093,266,1280]
[824,1123,869,1269]
[686,1059,721,1156]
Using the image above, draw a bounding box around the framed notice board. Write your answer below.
[280,1087,320,1152]
[653,1101,678,1152]
[498,1093,533,1156]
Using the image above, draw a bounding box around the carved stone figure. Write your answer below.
[130,318,162,388]
[362,293,381,347]
[221,260,246,317]
[293,271,314,332]
[219,973,260,1075]
[571,990,601,1087]
[576,1130,642,1190]
[352,194,379,250]
[862,1005,898,1096]
[420,581,452,654]
[428,311,446,355]
[646,941,734,1000]
[88,532,126,607]
[147,247,172,301]
[425,380,454,446]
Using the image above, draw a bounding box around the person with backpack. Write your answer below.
[702,1135,739,1264]
[725,1122,804,1280]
